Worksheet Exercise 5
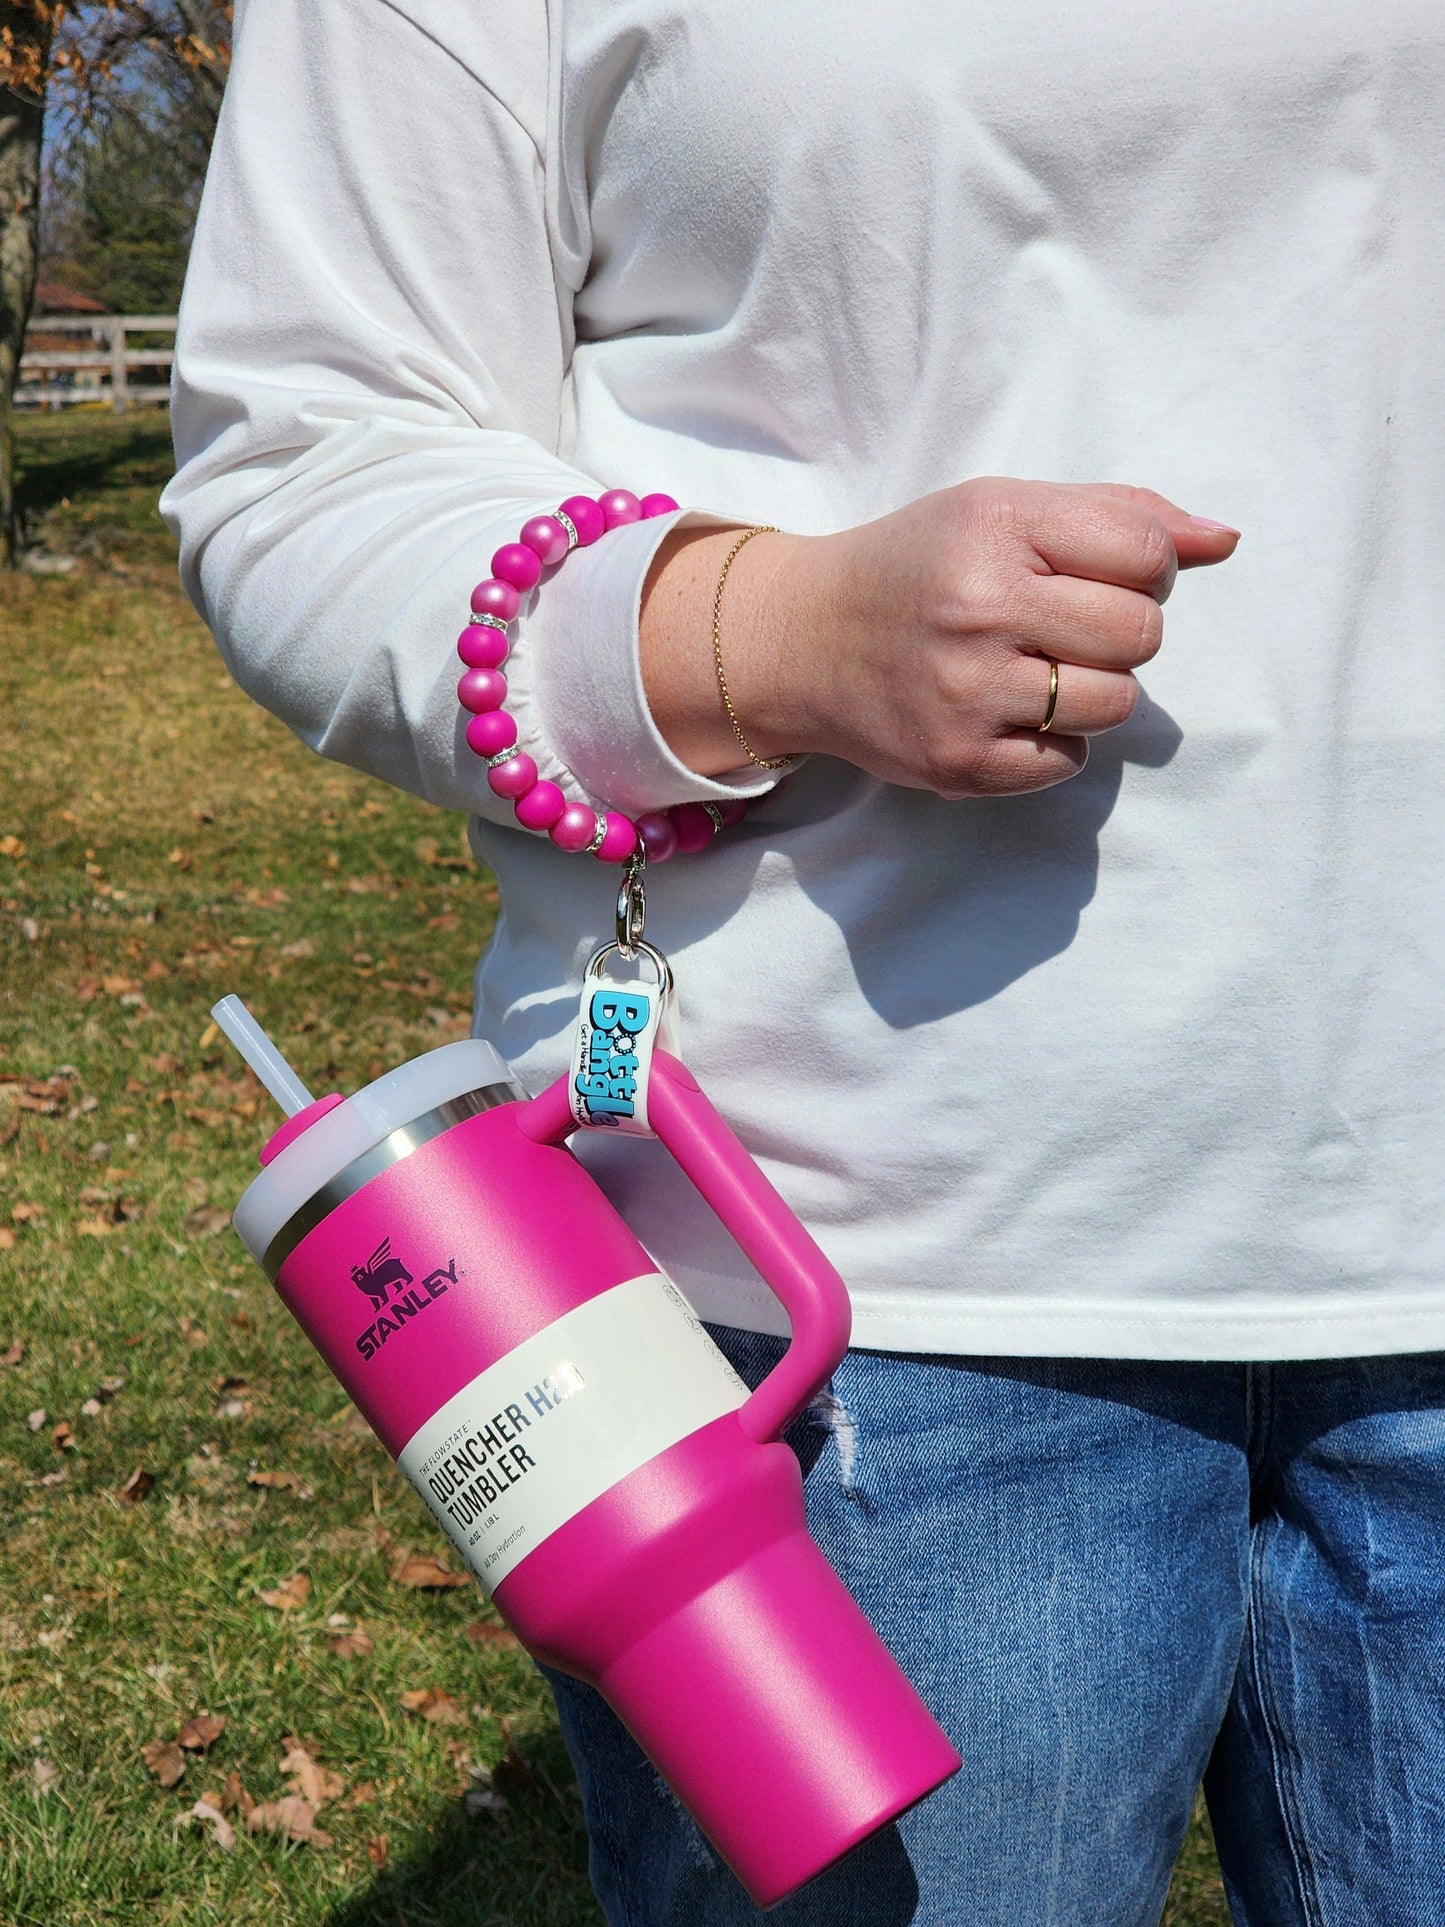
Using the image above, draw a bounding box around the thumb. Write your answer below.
[1083,482,1241,571]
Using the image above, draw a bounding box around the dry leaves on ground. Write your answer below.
[218,1767,254,1819]
[280,1736,345,1808]
[176,1713,227,1753]
[366,1834,388,1869]
[184,1205,232,1237]
[398,1687,468,1727]
[180,1798,236,1851]
[391,1552,468,1592]
[258,1572,311,1612]
[117,1466,154,1503]
[463,1619,521,1651]
[245,1795,333,1849]
[246,1469,300,1492]
[1,1339,23,1367]
[329,1627,374,1660]
[32,1758,59,1794]
[142,1739,188,1788]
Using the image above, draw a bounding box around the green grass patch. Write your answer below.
[0,411,1231,1924]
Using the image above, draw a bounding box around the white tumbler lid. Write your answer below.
[233,1038,520,1272]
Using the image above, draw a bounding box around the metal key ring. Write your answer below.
[583,936,672,997]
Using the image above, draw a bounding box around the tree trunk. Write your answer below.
[0,5,52,568]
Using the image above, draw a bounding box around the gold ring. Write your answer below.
[1038,658,1060,734]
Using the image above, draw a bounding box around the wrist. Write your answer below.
[640,525,830,776]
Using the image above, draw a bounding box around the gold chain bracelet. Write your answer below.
[712,525,797,772]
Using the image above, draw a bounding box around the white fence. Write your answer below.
[18,314,176,410]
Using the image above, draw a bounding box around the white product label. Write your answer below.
[568,950,681,1136]
[396,1272,747,1595]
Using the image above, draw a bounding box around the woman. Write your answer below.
[164,2,1445,1921]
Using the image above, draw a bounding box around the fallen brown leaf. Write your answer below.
[463,1619,521,1651]
[245,1796,333,1848]
[177,1713,228,1753]
[399,1688,468,1727]
[101,974,140,996]
[26,1409,47,1433]
[329,1628,374,1660]
[0,1228,14,1251]
[184,1205,232,1236]
[392,1553,468,1592]
[345,1781,377,1808]
[51,1421,75,1453]
[142,1739,187,1788]
[219,1767,254,1819]
[1,1339,23,1367]
[181,1798,235,1851]
[247,1469,299,1492]
[366,1834,388,1870]
[11,1202,43,1224]
[280,1737,345,1808]
[258,1572,311,1612]
[32,1757,59,1794]
[117,1466,154,1503]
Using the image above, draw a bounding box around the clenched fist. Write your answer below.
[641,479,1239,795]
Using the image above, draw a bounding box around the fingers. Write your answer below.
[1004,655,1138,737]
[1001,480,1239,598]
[1079,483,1241,572]
[1011,572,1162,671]
[969,730,1089,796]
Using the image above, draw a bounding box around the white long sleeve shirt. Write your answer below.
[164,0,1445,1360]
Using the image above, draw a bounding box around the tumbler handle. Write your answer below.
[518,1051,851,1442]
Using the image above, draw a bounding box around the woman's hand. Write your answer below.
[640,478,1239,795]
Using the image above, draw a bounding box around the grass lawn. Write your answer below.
[1,410,1231,1926]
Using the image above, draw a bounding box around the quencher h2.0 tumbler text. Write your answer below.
[213,995,960,1908]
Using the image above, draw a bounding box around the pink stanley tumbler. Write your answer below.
[219,999,960,1906]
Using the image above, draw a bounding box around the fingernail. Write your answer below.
[1188,516,1240,535]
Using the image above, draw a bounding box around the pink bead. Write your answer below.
[491,542,542,592]
[550,803,599,853]
[640,493,680,519]
[458,624,508,669]
[670,802,717,856]
[715,797,749,828]
[559,495,606,546]
[599,489,642,530]
[519,515,570,567]
[635,811,679,864]
[471,578,520,622]
[457,667,507,714]
[514,780,566,831]
[595,812,638,863]
[486,752,537,800]
[465,709,517,758]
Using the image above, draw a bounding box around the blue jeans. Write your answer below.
[545,1333,1445,1925]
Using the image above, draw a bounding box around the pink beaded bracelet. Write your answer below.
[456,489,758,864]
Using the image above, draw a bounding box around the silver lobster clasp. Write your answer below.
[615,850,647,958]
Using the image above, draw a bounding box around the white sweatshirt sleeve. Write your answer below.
[161,0,774,825]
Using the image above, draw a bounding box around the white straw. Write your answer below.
[210,995,314,1118]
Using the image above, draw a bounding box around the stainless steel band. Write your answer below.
[261,1081,523,1281]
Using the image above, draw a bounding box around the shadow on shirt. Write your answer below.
[728,689,1183,1029]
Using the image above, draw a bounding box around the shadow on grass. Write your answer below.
[15,409,179,566]
[326,1725,601,1927]
[16,411,174,515]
